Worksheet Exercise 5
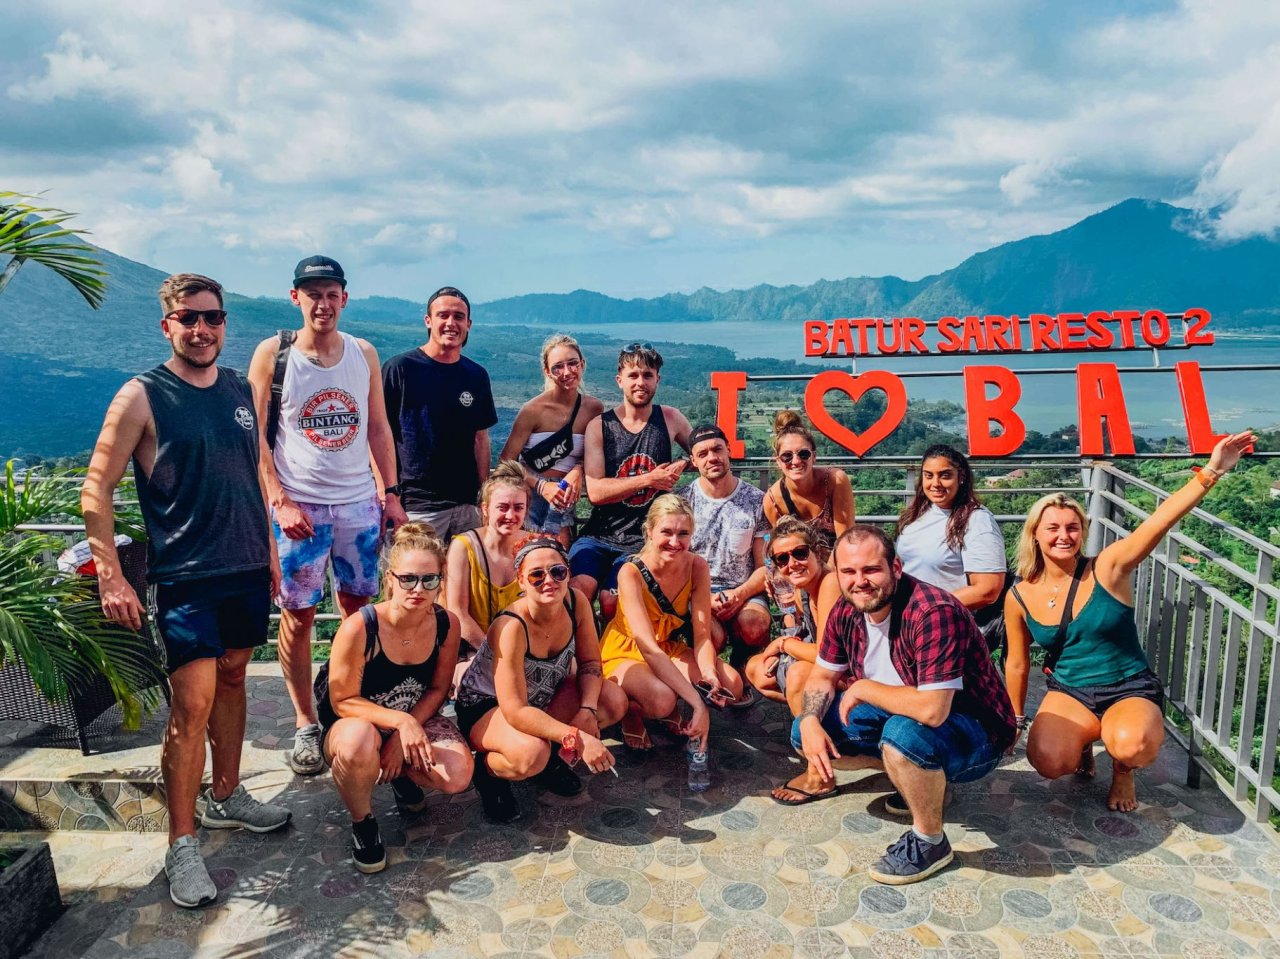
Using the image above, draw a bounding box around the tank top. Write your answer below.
[316,604,448,730]
[273,331,376,504]
[579,405,673,550]
[1014,577,1150,687]
[456,596,578,708]
[768,471,836,556]
[133,365,269,583]
[456,531,523,634]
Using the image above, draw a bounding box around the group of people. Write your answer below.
[80,257,1257,906]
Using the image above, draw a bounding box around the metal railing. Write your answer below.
[15,459,1280,824]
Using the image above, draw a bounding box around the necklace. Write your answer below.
[1046,579,1065,609]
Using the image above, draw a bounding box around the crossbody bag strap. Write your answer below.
[266,329,296,451]
[633,559,681,620]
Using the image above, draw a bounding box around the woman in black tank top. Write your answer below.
[458,536,629,823]
[762,411,855,559]
[320,523,472,873]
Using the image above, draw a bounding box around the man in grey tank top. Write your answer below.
[248,255,406,778]
[82,273,290,910]
[569,343,692,622]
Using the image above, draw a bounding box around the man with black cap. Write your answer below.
[248,255,405,777]
[382,286,497,539]
[678,424,771,658]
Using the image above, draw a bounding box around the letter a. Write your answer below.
[964,366,1026,456]
[1076,363,1135,456]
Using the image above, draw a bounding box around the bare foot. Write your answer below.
[771,769,836,804]
[1107,766,1138,812]
[1075,745,1096,778]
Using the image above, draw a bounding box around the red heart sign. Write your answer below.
[803,370,908,456]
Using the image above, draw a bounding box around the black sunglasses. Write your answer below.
[771,545,812,567]
[778,449,813,464]
[166,308,227,327]
[391,571,443,591]
[525,564,570,586]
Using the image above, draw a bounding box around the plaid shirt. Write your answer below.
[817,573,1016,750]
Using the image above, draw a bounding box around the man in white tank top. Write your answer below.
[248,255,407,776]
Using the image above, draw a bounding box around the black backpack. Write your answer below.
[265,329,296,450]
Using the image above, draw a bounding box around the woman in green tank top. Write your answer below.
[1004,431,1255,814]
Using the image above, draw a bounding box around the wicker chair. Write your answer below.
[0,540,168,754]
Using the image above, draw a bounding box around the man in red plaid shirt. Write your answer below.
[773,525,1016,884]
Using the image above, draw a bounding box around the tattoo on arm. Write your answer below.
[799,689,832,721]
[579,661,603,678]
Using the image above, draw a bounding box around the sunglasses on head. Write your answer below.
[525,564,570,586]
[778,449,813,464]
[623,341,654,352]
[771,545,812,567]
[391,572,442,591]
[166,308,227,327]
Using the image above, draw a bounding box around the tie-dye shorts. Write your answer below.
[273,494,383,609]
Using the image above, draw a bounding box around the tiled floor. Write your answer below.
[6,668,1280,959]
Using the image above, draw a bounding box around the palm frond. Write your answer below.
[0,191,107,309]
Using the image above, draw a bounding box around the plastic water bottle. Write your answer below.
[686,737,711,793]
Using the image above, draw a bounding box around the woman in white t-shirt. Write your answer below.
[895,445,1006,613]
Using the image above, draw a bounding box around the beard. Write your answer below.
[843,577,895,615]
[171,337,222,369]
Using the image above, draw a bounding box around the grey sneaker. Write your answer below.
[288,722,325,775]
[201,784,291,833]
[165,834,217,908]
[868,829,954,885]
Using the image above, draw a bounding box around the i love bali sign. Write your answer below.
[711,308,1251,459]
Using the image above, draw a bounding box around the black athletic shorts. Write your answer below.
[1045,667,1165,718]
[455,696,500,740]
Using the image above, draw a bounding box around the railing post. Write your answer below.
[1084,460,1110,556]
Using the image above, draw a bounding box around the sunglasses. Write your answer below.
[623,341,654,352]
[549,358,582,374]
[525,564,570,586]
[391,572,443,591]
[771,545,812,567]
[778,449,813,464]
[166,308,228,327]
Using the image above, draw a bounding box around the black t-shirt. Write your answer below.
[382,348,498,511]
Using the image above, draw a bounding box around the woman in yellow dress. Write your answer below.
[600,494,745,750]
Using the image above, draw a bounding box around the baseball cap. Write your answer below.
[689,424,728,450]
[293,255,346,288]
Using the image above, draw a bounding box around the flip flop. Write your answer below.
[658,708,685,738]
[770,782,839,806]
[621,707,652,752]
[724,687,759,710]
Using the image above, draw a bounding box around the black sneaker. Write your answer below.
[351,814,386,874]
[535,752,584,797]
[884,785,953,818]
[472,756,521,824]
[868,829,953,885]
[391,776,428,813]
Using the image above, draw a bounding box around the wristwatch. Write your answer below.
[384,484,402,496]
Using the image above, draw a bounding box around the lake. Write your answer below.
[527,319,1280,439]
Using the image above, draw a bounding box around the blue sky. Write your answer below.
[4,1,1278,303]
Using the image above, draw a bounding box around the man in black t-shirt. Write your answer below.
[382,287,498,539]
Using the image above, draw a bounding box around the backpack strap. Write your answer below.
[359,604,380,659]
[266,329,296,451]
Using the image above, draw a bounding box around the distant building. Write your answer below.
[985,468,1026,488]
[1270,480,1280,501]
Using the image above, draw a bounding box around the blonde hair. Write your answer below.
[1016,493,1089,582]
[478,460,530,512]
[540,333,584,390]
[772,409,817,456]
[381,521,448,589]
[643,493,695,541]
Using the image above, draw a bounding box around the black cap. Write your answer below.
[293,255,346,288]
[689,424,728,450]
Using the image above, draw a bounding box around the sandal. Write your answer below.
[658,708,685,738]
[771,778,838,806]
[724,687,759,710]
[621,706,652,752]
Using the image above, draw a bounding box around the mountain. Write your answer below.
[3,198,1279,457]
[481,200,1280,327]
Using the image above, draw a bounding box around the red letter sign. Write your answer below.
[1076,363,1135,456]
[964,366,1026,456]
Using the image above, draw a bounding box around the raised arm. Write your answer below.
[1095,431,1256,595]
[82,380,151,631]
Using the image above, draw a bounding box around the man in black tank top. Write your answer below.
[569,344,692,620]
[82,274,289,910]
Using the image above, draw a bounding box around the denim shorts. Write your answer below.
[151,569,271,674]
[567,536,633,592]
[528,490,575,534]
[1045,667,1165,718]
[790,701,1001,784]
[273,495,382,609]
